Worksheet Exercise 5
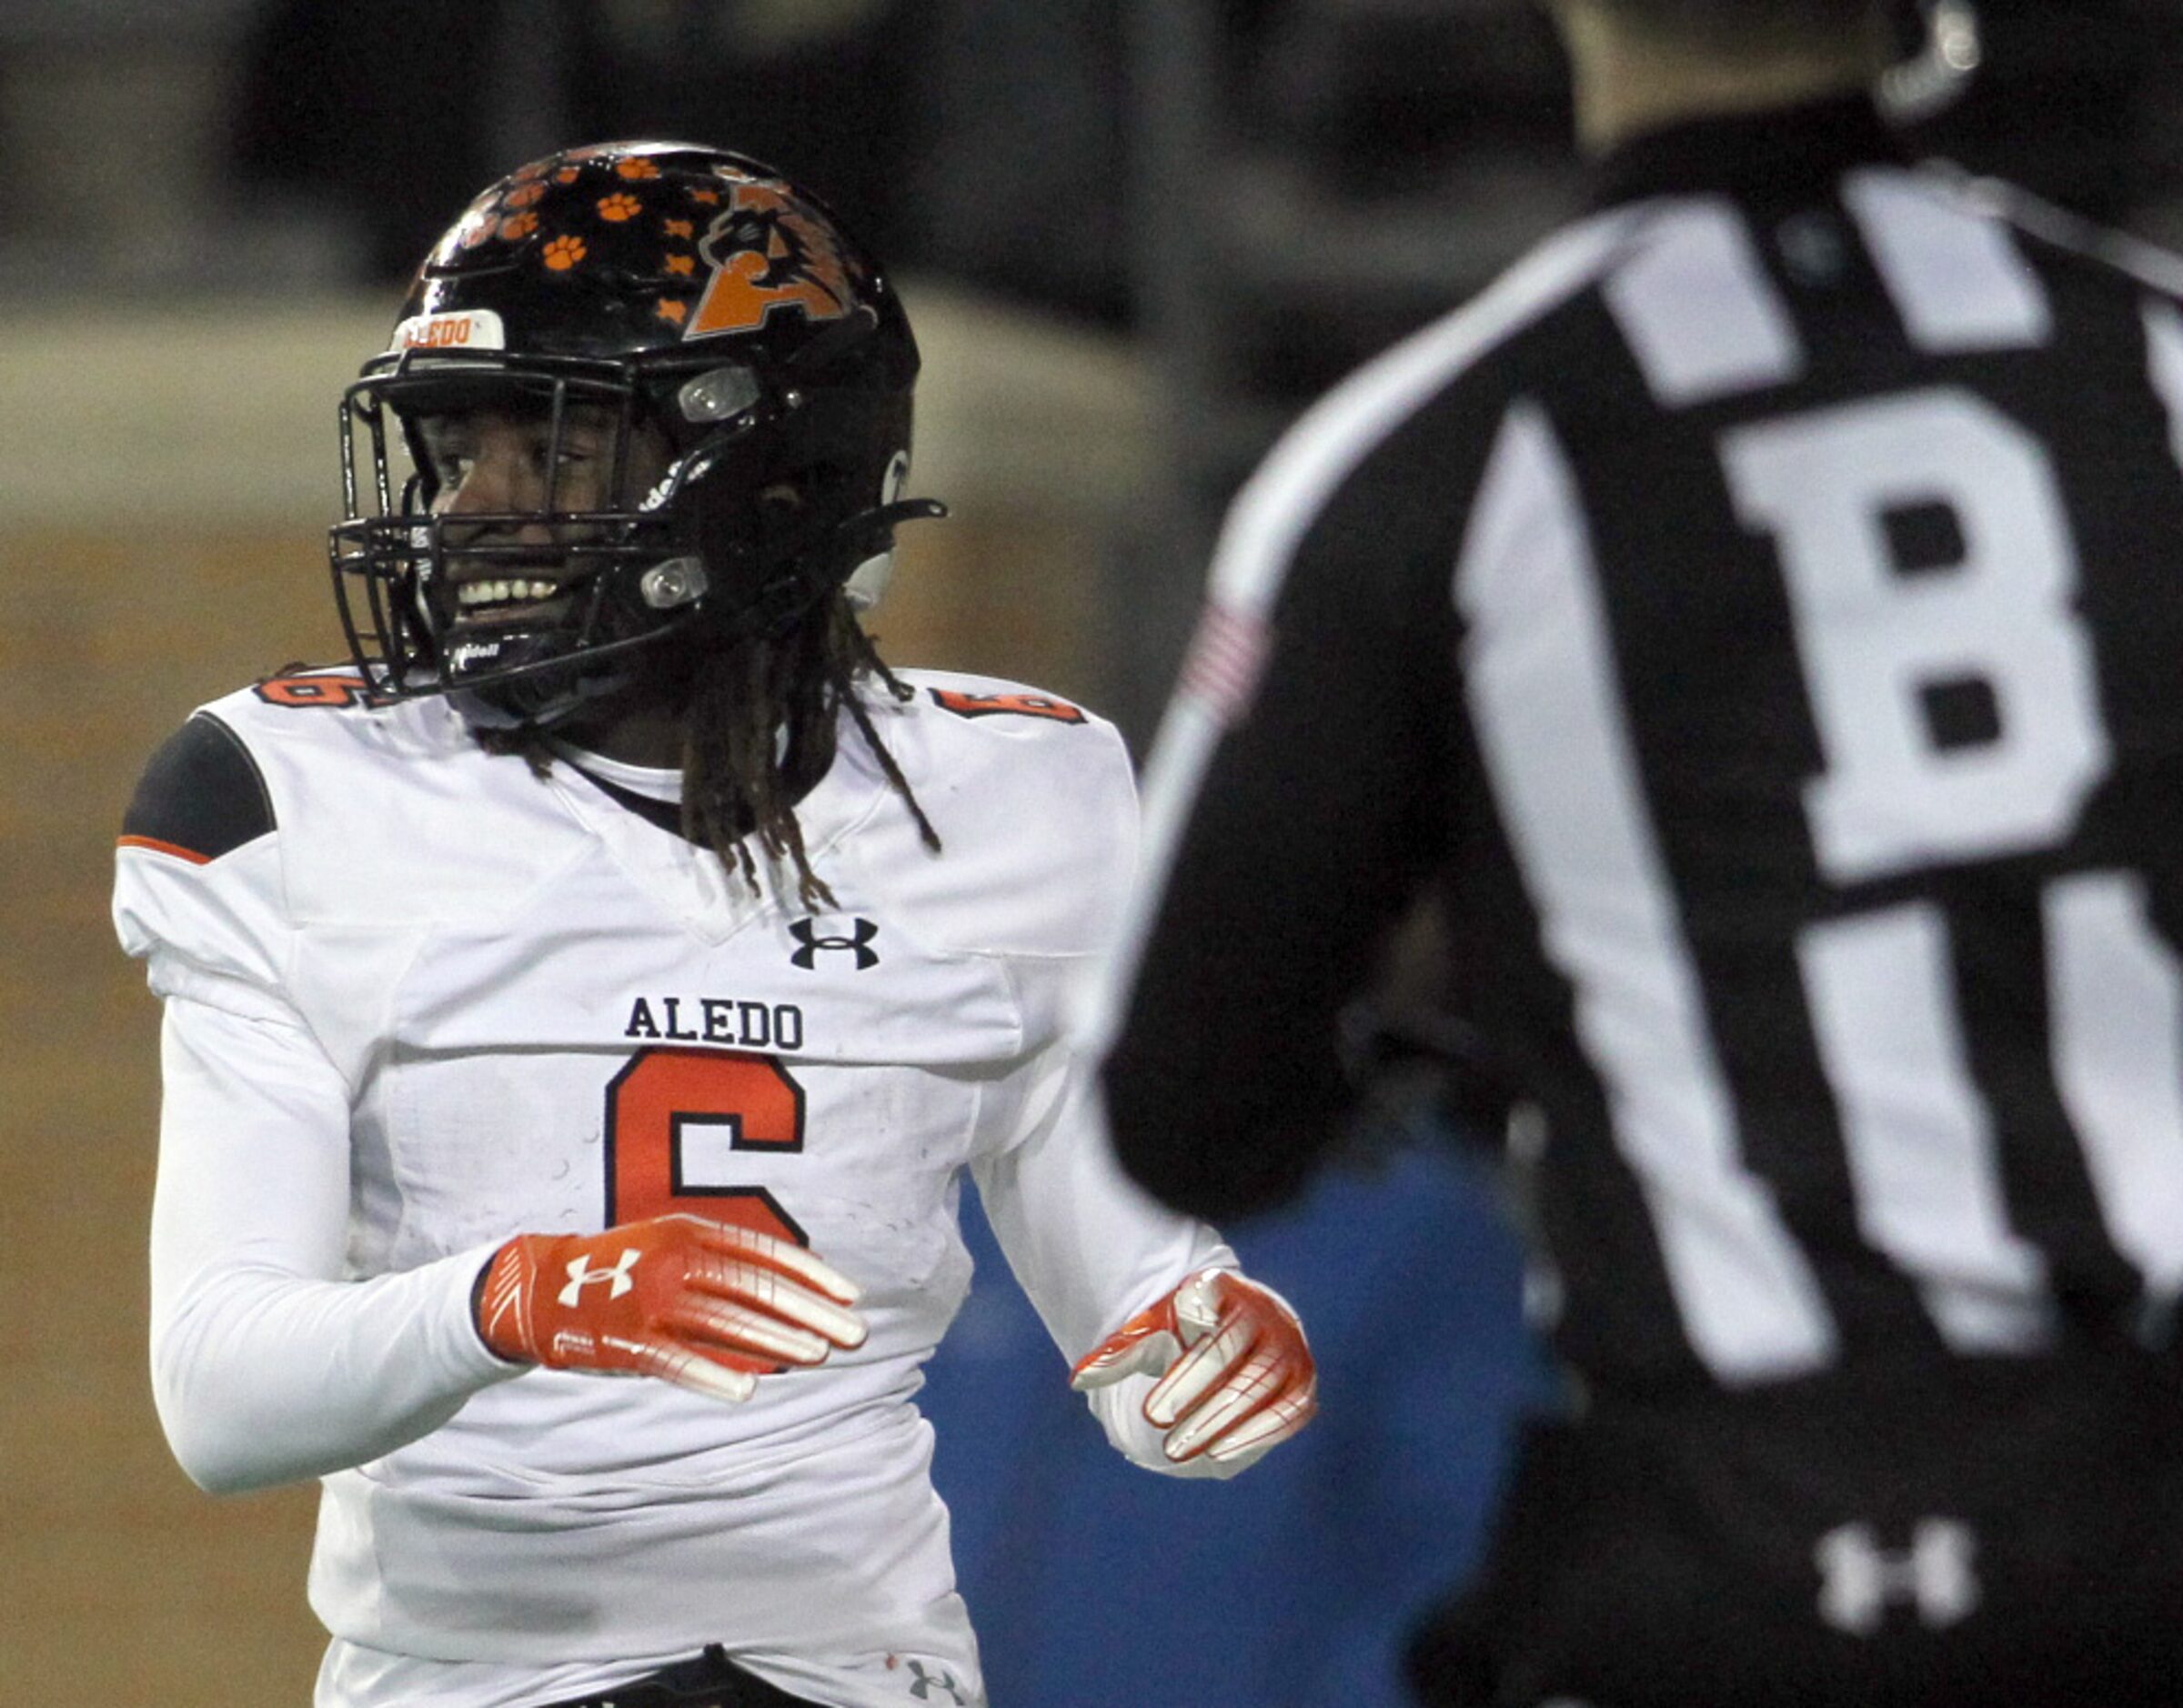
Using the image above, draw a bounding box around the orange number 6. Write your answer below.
[604,1047,808,1242]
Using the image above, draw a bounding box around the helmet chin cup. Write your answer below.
[327,139,939,728]
[450,669,635,730]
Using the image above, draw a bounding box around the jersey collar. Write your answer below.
[548,716,830,849]
[1589,94,1912,212]
[542,696,892,943]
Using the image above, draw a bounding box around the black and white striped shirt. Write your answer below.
[1101,95,2183,1395]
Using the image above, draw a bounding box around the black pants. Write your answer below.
[1410,1351,2183,1708]
[537,1645,827,1708]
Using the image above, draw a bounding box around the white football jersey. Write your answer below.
[115,667,1231,1708]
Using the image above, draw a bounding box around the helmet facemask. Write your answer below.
[331,337,939,730]
[333,357,689,726]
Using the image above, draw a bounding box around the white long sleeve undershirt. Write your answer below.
[148,995,519,1492]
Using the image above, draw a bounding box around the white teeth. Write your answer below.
[458,578,558,609]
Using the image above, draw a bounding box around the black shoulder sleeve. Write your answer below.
[121,713,275,862]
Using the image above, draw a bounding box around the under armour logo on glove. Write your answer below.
[904,1660,969,1703]
[558,1249,640,1306]
[789,916,880,970]
[476,1213,868,1403]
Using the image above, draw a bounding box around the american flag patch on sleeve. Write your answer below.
[1177,600,1270,725]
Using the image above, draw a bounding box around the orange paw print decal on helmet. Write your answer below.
[616,158,662,180]
[598,193,643,223]
[542,235,588,271]
[498,212,538,241]
[504,183,546,209]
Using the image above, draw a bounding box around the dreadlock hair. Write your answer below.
[475,592,941,910]
[681,593,941,909]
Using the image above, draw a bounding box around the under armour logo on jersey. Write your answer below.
[1814,1518,1980,1636]
[789,916,880,970]
[558,1249,641,1307]
[904,1661,968,1703]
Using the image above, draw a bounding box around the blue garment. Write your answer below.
[923,1130,1548,1707]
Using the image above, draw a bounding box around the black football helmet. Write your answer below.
[329,139,943,727]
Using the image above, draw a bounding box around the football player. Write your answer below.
[115,141,1314,1708]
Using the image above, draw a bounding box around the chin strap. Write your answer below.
[736,495,950,638]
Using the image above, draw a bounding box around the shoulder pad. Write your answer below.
[858,669,1136,963]
[120,713,274,864]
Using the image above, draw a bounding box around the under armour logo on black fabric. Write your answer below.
[1815,1518,1980,1635]
[905,1661,968,1703]
[789,917,880,970]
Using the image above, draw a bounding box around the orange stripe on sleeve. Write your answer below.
[116,834,214,866]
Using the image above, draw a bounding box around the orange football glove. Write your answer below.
[1071,1268,1317,1471]
[474,1213,868,1403]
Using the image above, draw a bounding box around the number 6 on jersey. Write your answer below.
[605,1047,810,1241]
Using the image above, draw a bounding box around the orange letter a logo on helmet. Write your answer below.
[687,176,858,339]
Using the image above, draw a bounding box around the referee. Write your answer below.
[1098,1,2183,1703]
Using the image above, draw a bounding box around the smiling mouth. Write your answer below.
[446,576,571,626]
